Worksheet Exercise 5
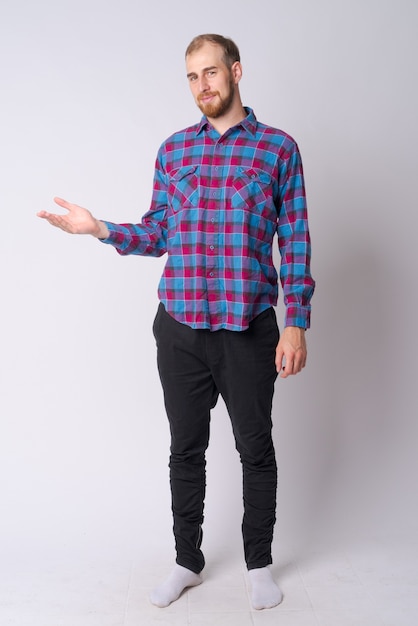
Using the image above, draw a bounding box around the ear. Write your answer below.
[231,61,243,84]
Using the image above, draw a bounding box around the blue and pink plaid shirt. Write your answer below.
[101,108,315,331]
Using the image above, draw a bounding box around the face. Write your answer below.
[186,42,239,119]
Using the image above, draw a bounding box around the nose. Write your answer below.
[198,76,210,92]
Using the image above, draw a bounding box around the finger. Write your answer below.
[275,347,284,374]
[283,352,306,377]
[293,354,303,374]
[280,367,290,378]
[53,197,72,211]
[37,211,58,223]
[41,213,73,232]
[296,349,308,372]
[280,357,294,378]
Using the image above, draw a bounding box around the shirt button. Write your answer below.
[209,272,214,277]
[211,218,215,223]
[209,245,214,250]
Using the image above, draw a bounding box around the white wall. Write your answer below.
[1,0,417,561]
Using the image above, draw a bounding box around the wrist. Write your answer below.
[93,219,109,239]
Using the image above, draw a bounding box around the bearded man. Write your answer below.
[38,33,315,611]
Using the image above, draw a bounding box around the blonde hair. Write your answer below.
[185,34,240,69]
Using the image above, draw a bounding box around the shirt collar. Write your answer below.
[196,107,257,136]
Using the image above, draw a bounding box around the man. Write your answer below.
[38,34,315,611]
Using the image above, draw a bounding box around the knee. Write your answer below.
[170,447,207,469]
[239,439,277,471]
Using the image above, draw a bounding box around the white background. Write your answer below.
[1,0,417,565]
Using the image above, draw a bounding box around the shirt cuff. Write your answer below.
[284,305,311,329]
[97,221,122,245]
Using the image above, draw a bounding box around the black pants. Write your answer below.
[153,303,279,574]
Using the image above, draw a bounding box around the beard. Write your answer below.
[197,74,235,118]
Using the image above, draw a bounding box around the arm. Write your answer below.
[275,143,315,377]
[38,147,169,257]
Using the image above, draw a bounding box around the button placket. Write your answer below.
[206,140,222,286]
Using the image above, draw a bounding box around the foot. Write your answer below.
[248,566,283,610]
[150,564,202,608]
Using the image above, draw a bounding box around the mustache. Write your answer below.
[198,91,219,101]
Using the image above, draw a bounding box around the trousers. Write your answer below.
[152,303,279,573]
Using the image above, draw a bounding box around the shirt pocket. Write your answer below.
[231,167,276,222]
[168,165,199,213]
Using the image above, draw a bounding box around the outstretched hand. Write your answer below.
[37,197,109,239]
[275,326,307,378]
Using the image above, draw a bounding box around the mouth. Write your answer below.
[198,92,218,103]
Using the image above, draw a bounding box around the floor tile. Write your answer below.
[275,560,305,588]
[305,584,376,611]
[348,540,418,586]
[297,552,361,586]
[188,584,250,612]
[44,616,124,626]
[0,613,124,626]
[0,558,131,618]
[315,609,385,626]
[125,610,188,626]
[124,585,188,616]
[279,585,313,611]
[189,612,254,626]
[380,606,418,626]
[252,609,319,625]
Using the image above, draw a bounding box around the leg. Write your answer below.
[153,304,218,574]
[208,308,283,608]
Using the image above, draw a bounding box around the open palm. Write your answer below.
[37,197,107,238]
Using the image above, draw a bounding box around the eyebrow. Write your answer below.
[186,65,218,78]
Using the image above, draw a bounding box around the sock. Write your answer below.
[248,566,283,610]
[149,564,202,608]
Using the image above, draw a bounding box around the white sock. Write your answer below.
[150,564,202,608]
[248,566,283,610]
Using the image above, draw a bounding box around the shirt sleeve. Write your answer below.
[99,148,168,257]
[277,143,315,329]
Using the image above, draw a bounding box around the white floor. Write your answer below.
[1,534,417,626]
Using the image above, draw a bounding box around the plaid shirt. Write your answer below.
[101,108,315,331]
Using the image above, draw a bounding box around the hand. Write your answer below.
[37,197,109,238]
[275,326,307,378]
